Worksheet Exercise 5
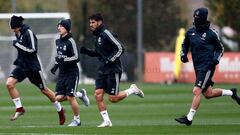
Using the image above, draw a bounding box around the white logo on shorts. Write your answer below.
[197,81,202,86]
[111,88,115,94]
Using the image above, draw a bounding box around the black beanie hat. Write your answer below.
[193,7,208,26]
[58,19,71,32]
[193,7,208,21]
[10,15,24,29]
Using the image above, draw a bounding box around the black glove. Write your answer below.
[181,55,189,63]
[80,46,88,54]
[13,40,18,46]
[50,64,59,75]
[212,59,219,65]
[55,57,64,63]
[100,58,111,65]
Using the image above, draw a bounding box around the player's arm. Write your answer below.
[63,38,79,63]
[50,40,60,74]
[180,32,190,63]
[103,30,124,64]
[50,61,59,75]
[80,46,99,57]
[13,29,36,53]
[212,30,224,65]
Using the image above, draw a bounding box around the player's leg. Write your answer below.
[42,90,66,125]
[6,67,26,121]
[6,77,19,99]
[229,88,240,104]
[67,96,81,126]
[203,86,240,104]
[107,73,126,103]
[75,88,90,107]
[108,73,144,103]
[28,70,65,125]
[201,68,222,99]
[188,86,202,118]
[201,67,240,104]
[95,88,112,127]
[94,73,112,127]
[108,92,126,103]
[65,74,81,126]
[175,70,209,126]
[41,87,57,102]
[126,84,144,98]
[55,93,66,125]
[108,84,144,102]
[41,87,66,125]
[175,86,201,126]
[56,95,67,102]
[203,86,221,99]
[95,89,106,111]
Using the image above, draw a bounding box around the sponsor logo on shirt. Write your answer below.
[63,45,66,51]
[201,33,206,40]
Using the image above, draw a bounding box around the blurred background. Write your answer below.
[0,0,239,84]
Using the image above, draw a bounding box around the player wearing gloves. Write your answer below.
[7,15,65,125]
[175,7,240,126]
[50,19,89,126]
[80,13,144,127]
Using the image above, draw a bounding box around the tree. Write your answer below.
[205,0,240,51]
[68,0,186,52]
[143,0,186,51]
[0,0,69,35]
[0,0,11,12]
[16,0,67,13]
[0,0,12,34]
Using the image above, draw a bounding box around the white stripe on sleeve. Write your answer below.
[104,30,123,62]
[28,29,36,51]
[64,38,79,62]
[15,42,35,53]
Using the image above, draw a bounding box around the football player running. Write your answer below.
[175,7,240,126]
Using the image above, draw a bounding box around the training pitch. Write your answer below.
[0,83,239,135]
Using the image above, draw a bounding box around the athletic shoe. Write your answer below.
[10,107,25,121]
[97,121,112,127]
[68,120,81,127]
[79,89,90,107]
[58,108,66,125]
[175,116,192,126]
[231,88,240,105]
[130,84,144,98]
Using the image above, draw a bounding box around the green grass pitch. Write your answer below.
[0,82,240,135]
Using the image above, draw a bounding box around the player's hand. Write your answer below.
[50,64,58,75]
[55,57,64,63]
[13,40,17,46]
[104,58,110,64]
[212,59,219,65]
[80,46,88,54]
[181,55,189,63]
[101,58,111,65]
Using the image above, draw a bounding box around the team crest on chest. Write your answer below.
[98,37,102,45]
[201,33,207,40]
[20,36,23,42]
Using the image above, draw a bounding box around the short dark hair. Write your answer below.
[89,13,103,21]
